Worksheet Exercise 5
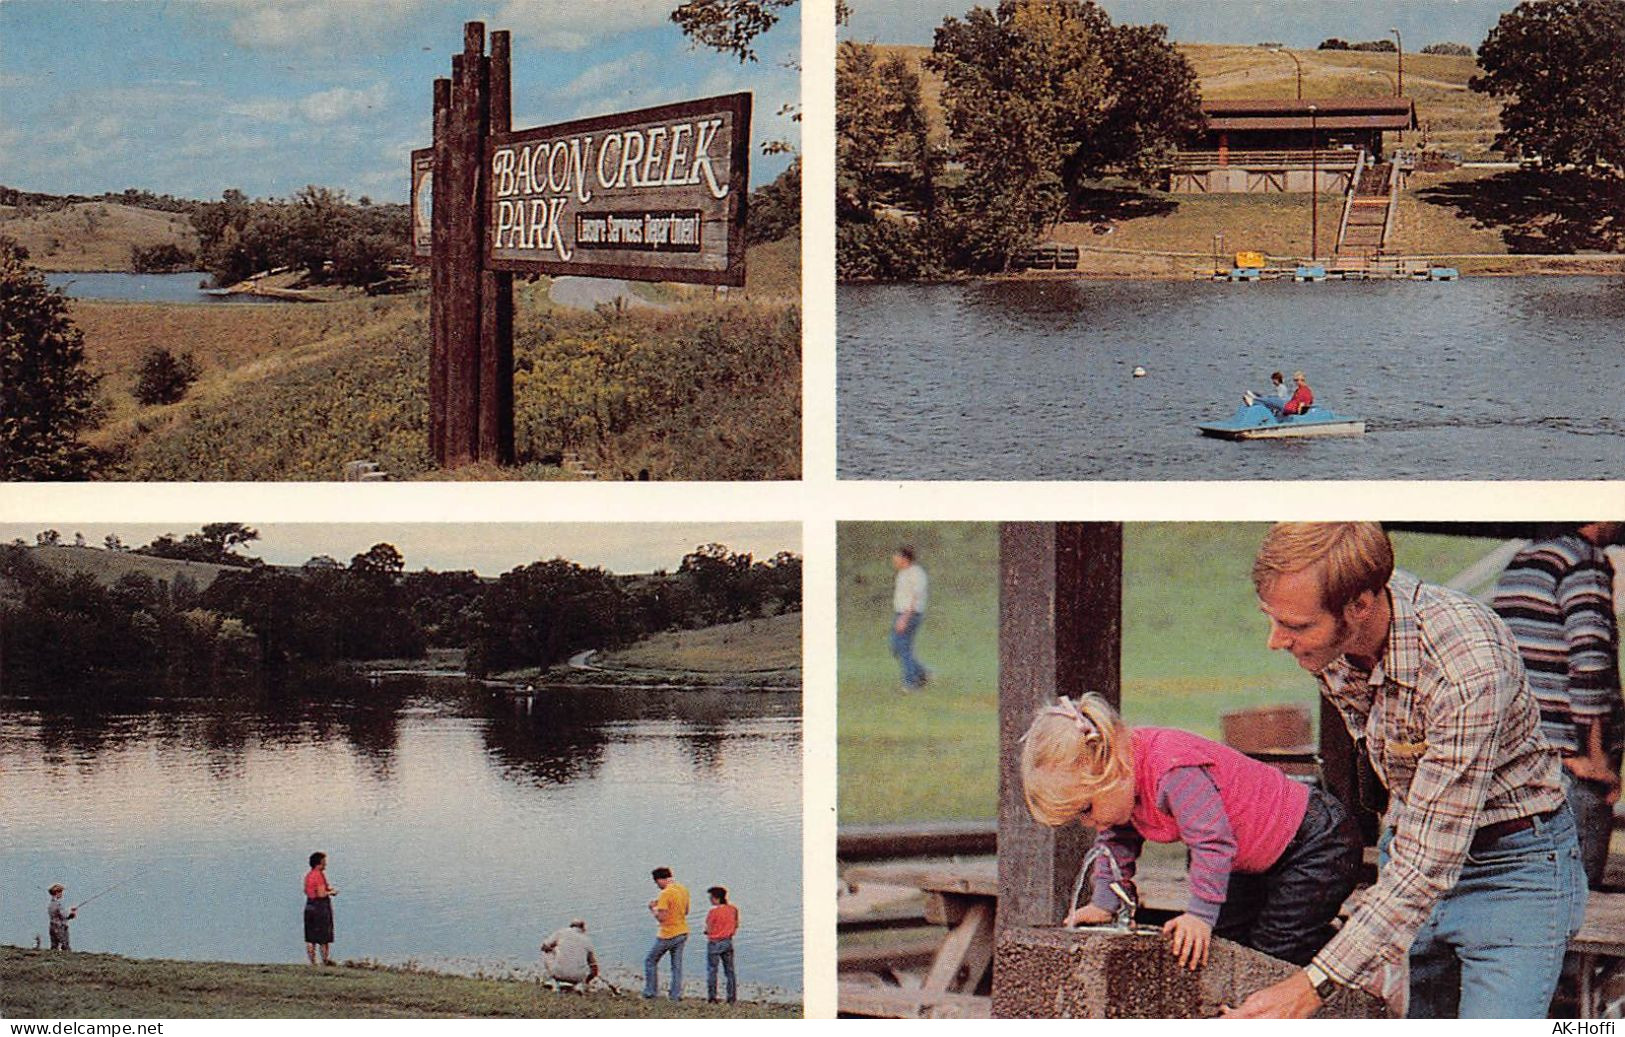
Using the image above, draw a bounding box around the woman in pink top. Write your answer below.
[1021,694,1359,970]
[303,851,338,966]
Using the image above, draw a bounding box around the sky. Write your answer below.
[844,0,1517,50]
[0,522,801,575]
[0,0,800,203]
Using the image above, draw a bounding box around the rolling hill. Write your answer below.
[0,201,198,272]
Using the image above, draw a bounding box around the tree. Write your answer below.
[0,238,101,478]
[1472,0,1625,170]
[926,0,1198,271]
[1421,42,1474,56]
[350,542,405,578]
[837,42,936,221]
[747,158,801,244]
[136,523,260,567]
[670,0,799,61]
[133,346,201,405]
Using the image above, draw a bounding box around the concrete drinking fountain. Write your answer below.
[991,844,1387,1018]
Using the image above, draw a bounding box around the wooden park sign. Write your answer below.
[413,22,750,468]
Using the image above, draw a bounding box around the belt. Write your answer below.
[1469,808,1556,854]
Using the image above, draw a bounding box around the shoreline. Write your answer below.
[841,249,1625,285]
[0,946,801,1019]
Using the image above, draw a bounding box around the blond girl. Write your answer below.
[1022,694,1359,970]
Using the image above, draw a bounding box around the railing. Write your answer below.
[1169,148,1362,170]
[1381,156,1403,252]
[1334,149,1368,254]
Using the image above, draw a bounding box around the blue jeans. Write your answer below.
[643,933,686,999]
[1401,804,1587,1018]
[1562,769,1614,888]
[890,612,926,688]
[1251,395,1290,417]
[707,937,736,1002]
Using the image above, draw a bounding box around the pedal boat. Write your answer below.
[1198,402,1366,440]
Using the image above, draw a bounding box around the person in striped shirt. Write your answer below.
[1228,523,1585,1019]
[1493,522,1624,888]
[1021,693,1362,972]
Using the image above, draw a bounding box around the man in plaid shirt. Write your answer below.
[1227,523,1586,1018]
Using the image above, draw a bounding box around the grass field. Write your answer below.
[595,613,802,675]
[0,202,197,271]
[15,544,237,591]
[59,237,798,481]
[837,523,1504,825]
[867,41,1495,157]
[0,947,797,1019]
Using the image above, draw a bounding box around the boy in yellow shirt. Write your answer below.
[642,866,690,1000]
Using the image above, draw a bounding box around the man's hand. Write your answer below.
[894,614,910,635]
[1063,904,1114,927]
[1163,913,1211,971]
[1220,970,1322,1018]
[1564,754,1622,801]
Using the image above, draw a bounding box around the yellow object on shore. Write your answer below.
[1234,251,1266,269]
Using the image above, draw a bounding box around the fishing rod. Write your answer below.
[71,866,157,912]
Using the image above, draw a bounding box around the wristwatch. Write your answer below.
[1303,962,1338,1001]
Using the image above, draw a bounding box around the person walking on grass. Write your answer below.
[643,866,689,1000]
[891,545,930,691]
[47,884,75,951]
[705,885,740,1004]
[303,851,338,966]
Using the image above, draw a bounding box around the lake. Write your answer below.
[0,678,802,997]
[44,272,284,304]
[837,276,1625,480]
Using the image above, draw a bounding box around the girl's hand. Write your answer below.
[1163,913,1211,970]
[1063,904,1114,927]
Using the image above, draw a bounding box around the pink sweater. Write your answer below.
[1090,728,1309,921]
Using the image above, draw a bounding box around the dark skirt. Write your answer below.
[304,897,334,944]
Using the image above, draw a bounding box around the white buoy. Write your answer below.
[1132,365,1147,378]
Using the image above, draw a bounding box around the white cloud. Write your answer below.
[227,83,389,126]
[493,0,672,50]
[300,83,390,123]
[556,52,654,99]
[204,0,430,52]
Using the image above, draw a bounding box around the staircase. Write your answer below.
[1335,154,1403,262]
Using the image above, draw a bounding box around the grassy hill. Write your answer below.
[0,947,797,1019]
[16,544,239,591]
[867,41,1498,158]
[0,201,197,272]
[56,238,798,480]
[593,613,802,675]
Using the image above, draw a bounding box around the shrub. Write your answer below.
[133,347,201,405]
[1421,42,1474,56]
[0,237,101,478]
[130,242,197,273]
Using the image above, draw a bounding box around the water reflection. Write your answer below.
[1,676,802,994]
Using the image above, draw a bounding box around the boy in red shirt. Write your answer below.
[705,886,740,1003]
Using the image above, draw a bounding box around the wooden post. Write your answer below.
[479,29,515,465]
[429,77,451,464]
[996,523,1122,931]
[442,25,487,467]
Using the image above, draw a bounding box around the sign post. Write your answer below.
[415,22,750,469]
